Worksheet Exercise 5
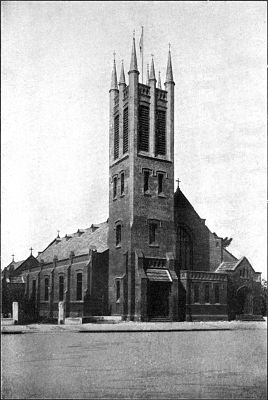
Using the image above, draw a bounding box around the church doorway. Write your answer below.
[236,286,253,315]
[147,282,171,318]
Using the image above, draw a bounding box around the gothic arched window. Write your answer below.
[177,226,193,270]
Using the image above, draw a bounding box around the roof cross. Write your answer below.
[176,178,181,188]
[29,247,33,256]
[11,254,15,262]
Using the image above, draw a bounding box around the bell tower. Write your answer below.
[108,35,178,321]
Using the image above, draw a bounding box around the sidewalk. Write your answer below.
[1,318,266,334]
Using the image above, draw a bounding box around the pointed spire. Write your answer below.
[129,32,138,72]
[149,56,156,81]
[119,60,126,85]
[110,52,118,91]
[146,64,150,85]
[158,71,162,89]
[165,44,174,83]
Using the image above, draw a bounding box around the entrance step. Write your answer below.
[1,318,14,326]
[236,314,265,321]
[64,317,82,325]
[82,316,122,324]
[149,317,172,323]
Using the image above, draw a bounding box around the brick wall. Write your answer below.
[174,189,223,272]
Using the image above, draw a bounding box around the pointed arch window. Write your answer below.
[44,277,49,301]
[59,275,64,301]
[123,107,128,154]
[76,273,83,301]
[155,110,166,156]
[114,114,119,160]
[138,105,149,152]
[116,224,121,247]
[32,280,36,299]
[214,284,220,303]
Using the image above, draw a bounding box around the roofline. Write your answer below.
[223,247,238,261]
[37,238,57,260]
[37,221,108,261]
[175,188,223,238]
[234,256,254,271]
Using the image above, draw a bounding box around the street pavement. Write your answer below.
[1,320,267,399]
[1,319,267,334]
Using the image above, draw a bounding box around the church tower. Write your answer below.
[108,36,178,321]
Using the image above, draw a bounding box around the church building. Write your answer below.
[2,35,263,322]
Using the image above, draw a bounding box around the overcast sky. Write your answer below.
[1,1,267,278]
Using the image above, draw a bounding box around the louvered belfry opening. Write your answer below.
[155,109,166,156]
[123,107,128,154]
[138,105,149,152]
[114,114,119,159]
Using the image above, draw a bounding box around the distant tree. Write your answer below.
[222,237,233,248]
[260,279,267,316]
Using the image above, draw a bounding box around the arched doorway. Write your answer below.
[147,281,171,318]
[236,286,253,315]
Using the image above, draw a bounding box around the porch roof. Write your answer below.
[146,268,172,282]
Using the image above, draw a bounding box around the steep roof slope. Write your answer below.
[37,221,108,263]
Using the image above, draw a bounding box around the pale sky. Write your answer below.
[1,1,267,279]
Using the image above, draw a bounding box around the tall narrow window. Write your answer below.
[138,105,149,152]
[215,284,220,303]
[76,273,83,301]
[114,114,119,159]
[194,284,199,303]
[59,276,64,301]
[120,172,125,195]
[155,110,166,155]
[158,173,164,194]
[204,284,210,303]
[32,280,36,299]
[116,280,120,301]
[144,170,150,193]
[123,107,128,154]
[113,176,117,199]
[26,274,30,297]
[116,225,121,246]
[44,278,49,301]
[149,222,157,245]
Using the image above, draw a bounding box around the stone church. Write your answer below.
[2,36,263,322]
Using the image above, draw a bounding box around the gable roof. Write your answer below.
[37,221,108,263]
[6,260,25,271]
[216,257,255,273]
[216,261,237,272]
